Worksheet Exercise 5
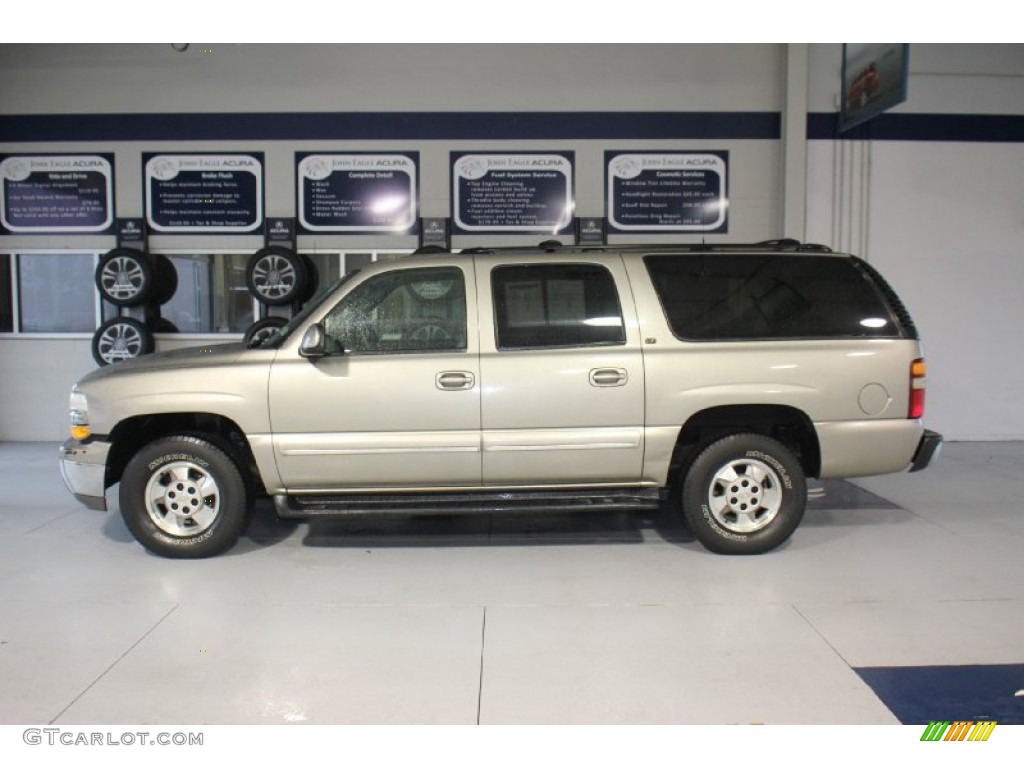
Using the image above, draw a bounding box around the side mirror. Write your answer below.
[299,324,327,359]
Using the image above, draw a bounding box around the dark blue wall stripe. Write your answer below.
[3,111,1019,144]
[809,112,1024,142]
[0,111,781,143]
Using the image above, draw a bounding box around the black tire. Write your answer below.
[91,317,155,366]
[150,254,179,305]
[119,435,250,558]
[243,315,288,347]
[245,246,309,305]
[681,433,806,555]
[300,254,320,303]
[95,248,154,307]
[149,316,179,334]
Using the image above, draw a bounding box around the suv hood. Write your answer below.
[78,343,249,384]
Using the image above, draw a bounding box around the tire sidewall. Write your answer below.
[682,434,806,555]
[119,437,248,558]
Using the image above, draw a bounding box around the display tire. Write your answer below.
[681,433,806,555]
[91,317,155,366]
[243,316,288,347]
[300,254,320,303]
[150,254,179,305]
[95,249,154,307]
[119,435,250,558]
[149,316,179,334]
[245,246,309,306]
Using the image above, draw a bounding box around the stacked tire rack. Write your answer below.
[242,246,318,347]
[92,248,178,366]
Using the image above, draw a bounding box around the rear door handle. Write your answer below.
[436,371,476,391]
[589,368,628,387]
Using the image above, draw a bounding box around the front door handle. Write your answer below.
[436,371,476,391]
[589,368,628,387]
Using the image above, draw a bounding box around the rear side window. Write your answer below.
[645,255,901,341]
[492,263,625,349]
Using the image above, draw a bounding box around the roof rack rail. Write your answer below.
[411,245,450,255]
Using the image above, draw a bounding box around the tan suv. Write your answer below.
[59,241,942,558]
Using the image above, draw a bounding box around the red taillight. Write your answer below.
[909,358,926,419]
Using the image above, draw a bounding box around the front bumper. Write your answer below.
[909,429,943,472]
[58,438,110,511]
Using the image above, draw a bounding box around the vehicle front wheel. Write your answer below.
[119,436,250,558]
[681,433,806,555]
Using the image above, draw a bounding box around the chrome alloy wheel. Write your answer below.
[99,255,147,302]
[250,253,298,302]
[144,461,221,537]
[707,458,783,534]
[96,321,145,362]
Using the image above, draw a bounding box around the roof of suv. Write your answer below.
[412,239,838,257]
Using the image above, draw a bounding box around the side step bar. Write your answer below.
[274,489,662,519]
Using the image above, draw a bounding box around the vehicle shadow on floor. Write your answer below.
[238,479,910,553]
[238,495,696,552]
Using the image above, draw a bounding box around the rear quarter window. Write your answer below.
[644,254,903,341]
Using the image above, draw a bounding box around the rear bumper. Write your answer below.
[909,429,943,472]
[58,438,110,511]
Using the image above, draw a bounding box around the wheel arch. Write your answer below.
[669,404,821,483]
[105,412,264,494]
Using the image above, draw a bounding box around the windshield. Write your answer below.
[249,270,361,350]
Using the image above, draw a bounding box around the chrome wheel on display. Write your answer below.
[91,317,154,366]
[245,247,309,306]
[95,249,154,307]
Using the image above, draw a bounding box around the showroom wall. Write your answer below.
[805,44,1024,440]
[0,43,1021,441]
[0,44,787,440]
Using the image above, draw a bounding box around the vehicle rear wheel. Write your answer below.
[119,436,249,558]
[681,433,806,554]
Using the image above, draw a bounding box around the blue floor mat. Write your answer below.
[855,664,1024,724]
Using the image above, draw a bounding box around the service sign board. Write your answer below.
[297,153,419,234]
[451,152,574,235]
[144,153,264,233]
[606,151,728,234]
[0,154,114,234]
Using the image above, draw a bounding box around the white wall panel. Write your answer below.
[807,44,1024,439]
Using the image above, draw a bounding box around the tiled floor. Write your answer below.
[1,441,1022,725]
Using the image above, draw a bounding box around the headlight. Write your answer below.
[69,389,91,440]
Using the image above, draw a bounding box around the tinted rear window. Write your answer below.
[645,254,901,341]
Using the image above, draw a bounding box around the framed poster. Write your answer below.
[840,44,910,132]
[451,152,574,235]
[606,151,728,234]
[0,154,114,234]
[297,153,418,234]
[144,153,264,233]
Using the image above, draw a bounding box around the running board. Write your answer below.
[274,489,661,519]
